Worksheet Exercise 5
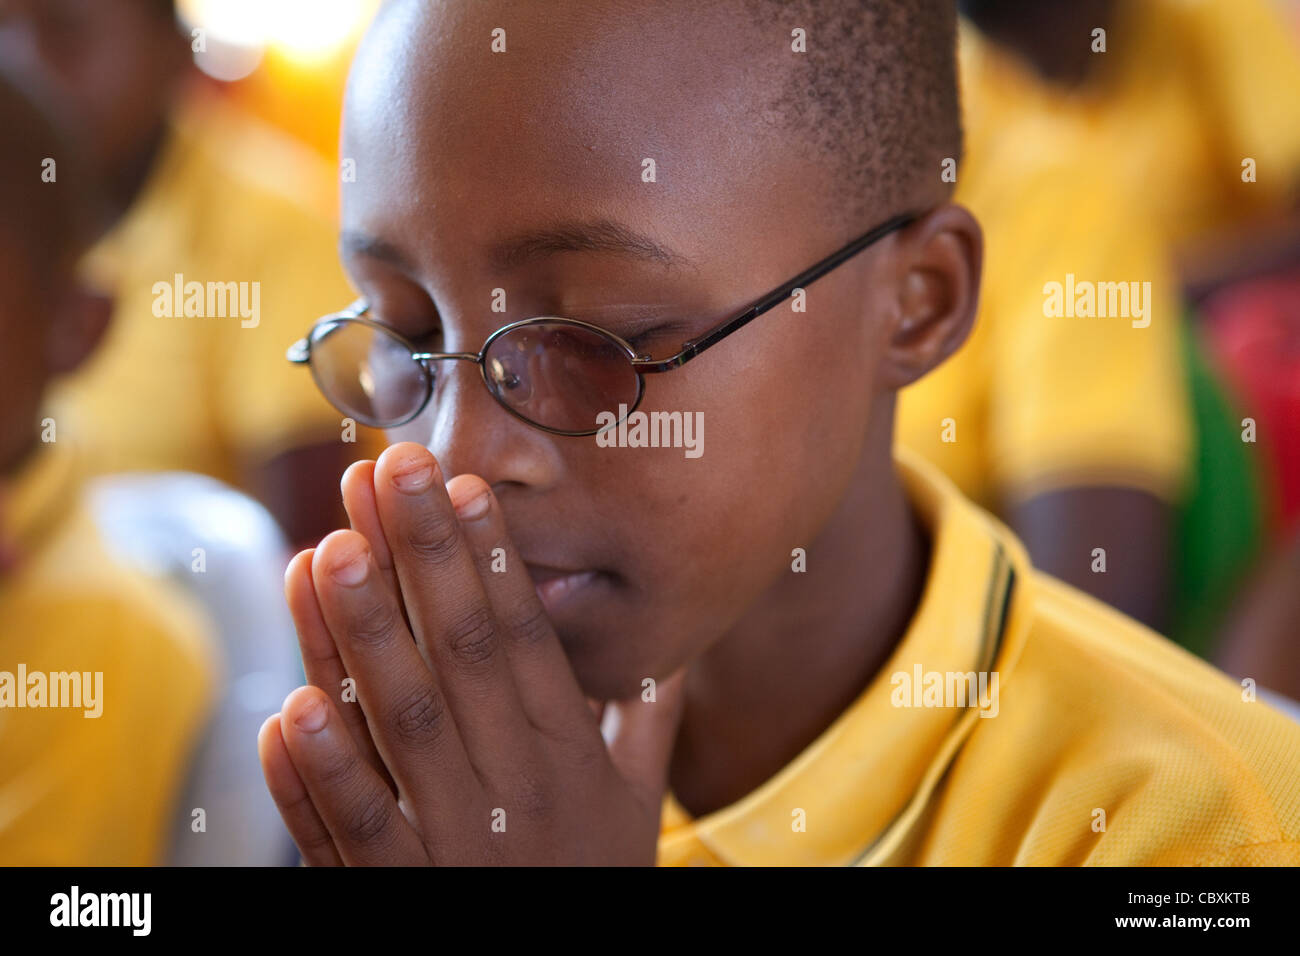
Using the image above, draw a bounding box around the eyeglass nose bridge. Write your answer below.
[404,348,486,417]
[410,349,482,365]
[411,346,542,424]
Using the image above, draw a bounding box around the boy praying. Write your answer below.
[258,0,1300,866]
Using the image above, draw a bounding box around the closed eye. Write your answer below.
[355,298,443,350]
[620,320,693,354]
[370,314,442,349]
[407,327,445,350]
[624,327,664,350]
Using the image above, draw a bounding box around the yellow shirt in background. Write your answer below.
[0,441,218,865]
[898,160,1192,507]
[959,0,1300,248]
[51,91,363,488]
[898,0,1300,507]
[658,450,1300,865]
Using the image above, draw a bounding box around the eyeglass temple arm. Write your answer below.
[632,212,917,374]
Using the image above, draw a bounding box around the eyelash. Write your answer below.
[407,326,444,348]
[624,326,666,349]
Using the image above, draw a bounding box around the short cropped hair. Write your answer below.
[747,0,962,229]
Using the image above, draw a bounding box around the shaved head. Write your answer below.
[348,0,959,255]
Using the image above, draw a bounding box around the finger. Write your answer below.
[285,549,393,788]
[606,670,688,814]
[447,473,591,735]
[312,529,478,812]
[279,686,428,865]
[372,443,533,769]
[341,460,401,601]
[258,713,343,866]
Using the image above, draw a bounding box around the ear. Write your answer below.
[875,204,982,391]
[44,284,113,377]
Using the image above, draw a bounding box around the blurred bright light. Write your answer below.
[265,0,377,60]
[191,40,264,84]
[179,0,377,73]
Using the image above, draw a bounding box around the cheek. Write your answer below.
[386,413,433,449]
[600,316,874,635]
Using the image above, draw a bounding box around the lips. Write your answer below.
[524,563,604,614]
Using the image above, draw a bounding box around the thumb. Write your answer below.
[605,670,687,813]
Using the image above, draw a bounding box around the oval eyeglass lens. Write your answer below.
[483,321,640,433]
[308,319,429,427]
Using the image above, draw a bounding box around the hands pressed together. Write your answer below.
[258,442,686,865]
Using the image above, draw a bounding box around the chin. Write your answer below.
[552,621,666,703]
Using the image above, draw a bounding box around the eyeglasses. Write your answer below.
[287,211,916,436]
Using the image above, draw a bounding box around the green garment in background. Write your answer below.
[1171,313,1267,659]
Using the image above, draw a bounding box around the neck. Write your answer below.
[669,406,929,816]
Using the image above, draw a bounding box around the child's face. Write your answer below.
[341,1,905,699]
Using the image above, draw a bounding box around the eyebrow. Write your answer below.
[488,219,689,271]
[340,220,690,275]
[340,231,416,273]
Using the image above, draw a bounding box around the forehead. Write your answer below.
[340,0,821,271]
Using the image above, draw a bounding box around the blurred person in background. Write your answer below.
[903,0,1300,701]
[955,0,1300,292]
[0,72,219,864]
[0,0,374,550]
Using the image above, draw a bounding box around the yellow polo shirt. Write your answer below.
[50,91,361,488]
[0,441,218,865]
[657,450,1300,865]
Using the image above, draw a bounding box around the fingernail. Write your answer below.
[294,695,328,733]
[331,547,369,586]
[453,487,491,521]
[391,458,434,494]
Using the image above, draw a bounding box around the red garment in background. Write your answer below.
[1203,269,1300,535]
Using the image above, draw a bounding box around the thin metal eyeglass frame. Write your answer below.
[286,210,918,435]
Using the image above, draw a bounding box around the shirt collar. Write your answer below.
[657,448,1032,866]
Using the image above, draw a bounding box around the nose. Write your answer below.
[404,357,563,495]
